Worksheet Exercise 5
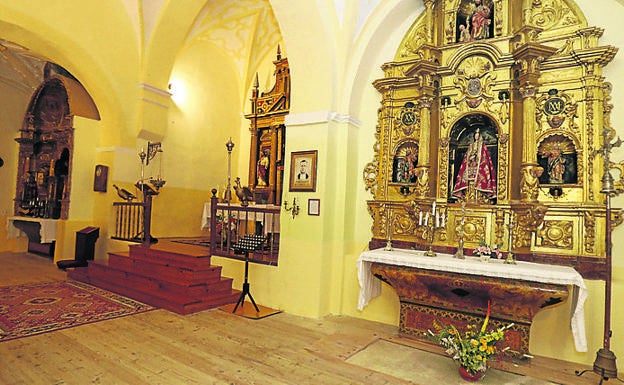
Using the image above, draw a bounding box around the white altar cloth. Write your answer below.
[7,216,58,244]
[357,248,588,352]
[201,202,280,234]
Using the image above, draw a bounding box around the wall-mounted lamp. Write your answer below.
[283,197,300,219]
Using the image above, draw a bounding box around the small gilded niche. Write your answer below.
[392,141,419,184]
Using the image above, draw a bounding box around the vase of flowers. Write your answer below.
[429,301,513,381]
[473,239,502,262]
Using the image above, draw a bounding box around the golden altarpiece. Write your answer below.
[245,47,290,205]
[363,0,622,355]
[14,74,75,221]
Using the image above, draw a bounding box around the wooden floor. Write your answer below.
[0,251,597,385]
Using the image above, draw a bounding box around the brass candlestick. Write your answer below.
[505,212,516,264]
[576,126,620,383]
[225,138,235,204]
[454,200,467,259]
[384,207,394,251]
[419,202,446,257]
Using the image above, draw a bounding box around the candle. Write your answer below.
[419,211,423,225]
[436,211,440,227]
[432,201,436,215]
[425,212,429,225]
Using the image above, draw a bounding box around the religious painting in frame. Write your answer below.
[93,164,109,192]
[289,150,317,192]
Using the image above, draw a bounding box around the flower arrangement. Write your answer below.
[473,239,503,260]
[429,301,513,375]
[215,214,237,241]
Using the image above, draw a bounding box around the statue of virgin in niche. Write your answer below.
[452,128,497,200]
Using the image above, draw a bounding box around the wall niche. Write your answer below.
[14,75,74,220]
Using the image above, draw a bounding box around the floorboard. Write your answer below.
[0,251,597,385]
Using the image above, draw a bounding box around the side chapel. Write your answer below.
[363,0,620,356]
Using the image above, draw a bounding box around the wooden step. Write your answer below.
[88,261,233,298]
[107,253,223,285]
[83,273,241,314]
[128,243,213,269]
[67,240,240,314]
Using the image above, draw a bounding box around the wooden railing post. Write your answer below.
[142,193,153,246]
[209,189,218,255]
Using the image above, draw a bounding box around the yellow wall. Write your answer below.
[0,0,623,369]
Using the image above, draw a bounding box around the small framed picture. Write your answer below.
[289,150,317,192]
[93,165,109,192]
[308,199,320,216]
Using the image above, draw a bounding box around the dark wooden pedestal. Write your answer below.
[370,262,570,358]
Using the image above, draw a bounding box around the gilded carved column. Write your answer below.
[248,126,259,188]
[511,35,556,255]
[269,125,278,199]
[415,96,433,197]
[518,85,542,201]
[247,75,260,187]
[513,38,556,201]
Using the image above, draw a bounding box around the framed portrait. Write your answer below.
[289,150,317,192]
[308,199,320,216]
[93,164,109,192]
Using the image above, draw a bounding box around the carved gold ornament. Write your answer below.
[537,220,573,249]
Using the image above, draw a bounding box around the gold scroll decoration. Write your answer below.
[537,220,574,249]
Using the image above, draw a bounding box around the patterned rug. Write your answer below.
[0,280,154,342]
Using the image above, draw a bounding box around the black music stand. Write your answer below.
[232,234,266,313]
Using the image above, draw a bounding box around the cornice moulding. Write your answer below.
[286,110,362,128]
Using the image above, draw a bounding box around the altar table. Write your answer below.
[201,202,280,235]
[7,216,58,244]
[357,248,588,353]
[7,216,58,257]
